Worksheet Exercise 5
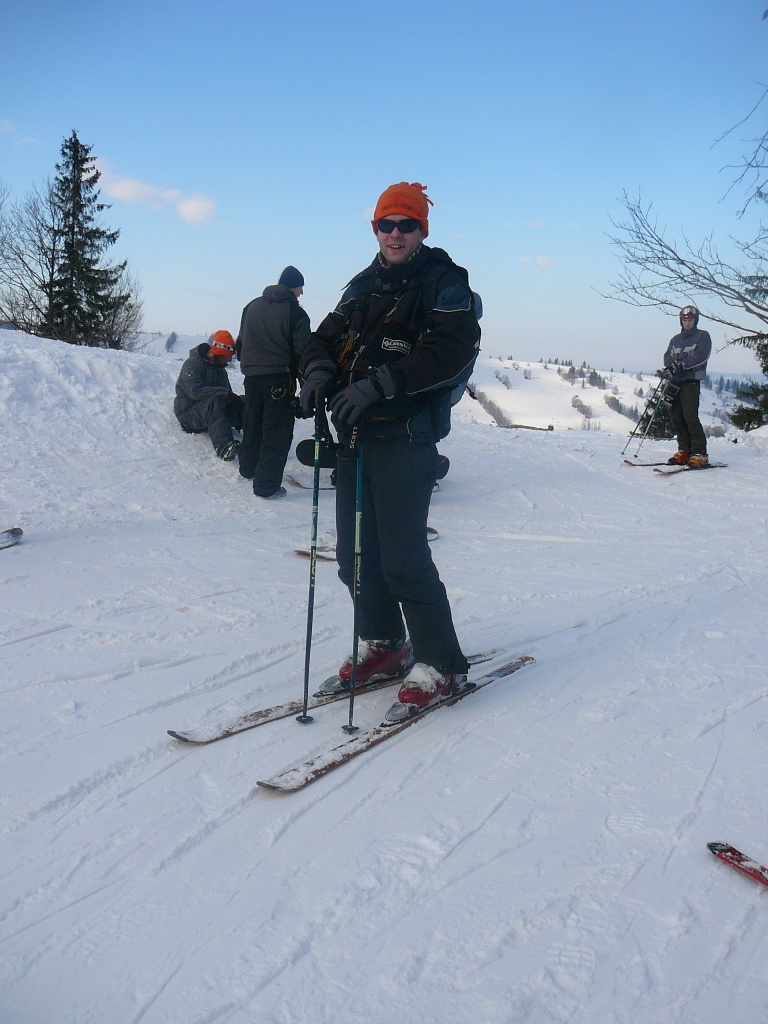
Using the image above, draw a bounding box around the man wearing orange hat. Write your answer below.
[174,330,244,460]
[299,182,480,716]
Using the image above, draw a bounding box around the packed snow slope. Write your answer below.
[1,331,768,1024]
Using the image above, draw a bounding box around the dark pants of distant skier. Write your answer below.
[177,393,243,453]
[334,440,467,675]
[669,380,707,457]
[238,373,296,496]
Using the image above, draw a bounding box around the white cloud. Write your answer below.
[97,160,215,226]
[527,219,545,229]
[176,194,216,225]
[521,255,554,270]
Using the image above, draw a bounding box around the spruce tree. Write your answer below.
[47,130,130,347]
[728,277,768,430]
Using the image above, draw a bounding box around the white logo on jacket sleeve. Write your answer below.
[381,337,411,355]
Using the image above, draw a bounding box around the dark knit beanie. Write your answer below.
[278,266,304,289]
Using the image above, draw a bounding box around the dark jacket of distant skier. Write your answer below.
[236,284,310,377]
[663,325,712,382]
[174,343,235,418]
[300,245,480,443]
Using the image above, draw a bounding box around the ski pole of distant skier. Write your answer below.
[296,405,330,724]
[622,377,669,457]
[342,428,363,734]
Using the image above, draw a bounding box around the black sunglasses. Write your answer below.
[376,217,421,234]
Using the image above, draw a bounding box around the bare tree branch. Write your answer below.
[603,192,768,340]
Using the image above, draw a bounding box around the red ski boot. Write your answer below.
[337,639,413,686]
[396,663,466,708]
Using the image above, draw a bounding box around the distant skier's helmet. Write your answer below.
[679,305,699,328]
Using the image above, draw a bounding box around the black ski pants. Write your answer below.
[335,440,468,676]
[177,392,243,453]
[669,380,707,457]
[239,373,296,496]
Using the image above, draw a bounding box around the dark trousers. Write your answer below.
[669,380,707,456]
[177,393,243,452]
[335,441,468,675]
[239,374,296,496]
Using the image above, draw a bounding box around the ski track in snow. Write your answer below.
[1,335,768,1023]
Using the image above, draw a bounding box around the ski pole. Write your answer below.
[296,405,331,724]
[622,377,669,457]
[342,428,363,734]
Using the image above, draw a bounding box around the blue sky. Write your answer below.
[2,0,766,372]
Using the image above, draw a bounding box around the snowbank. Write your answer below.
[1,332,768,1024]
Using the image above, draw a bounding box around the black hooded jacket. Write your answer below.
[301,245,480,442]
[236,284,310,378]
[174,343,233,417]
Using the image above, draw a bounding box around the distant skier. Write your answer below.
[174,331,244,460]
[660,305,712,467]
[299,181,480,713]
[236,267,311,499]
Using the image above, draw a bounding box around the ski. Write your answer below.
[286,475,335,491]
[167,675,402,744]
[623,459,673,467]
[653,462,727,476]
[707,842,768,888]
[256,654,534,793]
[0,527,23,550]
[294,547,336,561]
[167,649,496,745]
[294,526,438,559]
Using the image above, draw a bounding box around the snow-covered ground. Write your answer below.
[1,330,768,1024]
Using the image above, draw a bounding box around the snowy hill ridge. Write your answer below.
[2,330,768,1024]
[470,356,738,437]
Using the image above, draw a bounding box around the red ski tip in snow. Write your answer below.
[707,842,768,888]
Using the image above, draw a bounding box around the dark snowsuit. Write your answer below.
[664,327,712,457]
[301,245,480,675]
[174,344,243,453]
[236,285,310,496]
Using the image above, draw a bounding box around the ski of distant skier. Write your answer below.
[167,649,497,745]
[256,654,534,793]
[707,842,768,888]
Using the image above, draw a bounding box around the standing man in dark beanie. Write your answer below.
[174,330,244,460]
[661,304,712,467]
[236,267,310,498]
[299,182,480,715]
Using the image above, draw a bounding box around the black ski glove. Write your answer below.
[299,360,337,415]
[328,366,397,427]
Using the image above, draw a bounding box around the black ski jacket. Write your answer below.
[301,245,480,442]
[236,284,310,378]
[174,343,233,418]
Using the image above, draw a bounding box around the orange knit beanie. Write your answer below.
[372,182,433,237]
[209,330,235,357]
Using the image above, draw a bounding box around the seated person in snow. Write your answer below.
[173,331,244,460]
